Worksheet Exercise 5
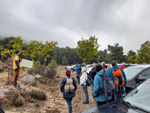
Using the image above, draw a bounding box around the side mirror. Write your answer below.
[136,77,146,83]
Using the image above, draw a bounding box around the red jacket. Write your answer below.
[120,65,125,69]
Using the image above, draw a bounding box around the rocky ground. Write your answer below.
[0,66,97,113]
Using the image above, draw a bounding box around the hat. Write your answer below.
[15,49,21,54]
[66,69,71,75]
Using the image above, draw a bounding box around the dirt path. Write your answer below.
[0,66,97,113]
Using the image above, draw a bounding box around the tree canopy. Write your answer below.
[136,41,150,64]
[76,36,100,63]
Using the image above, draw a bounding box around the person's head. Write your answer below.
[15,49,21,55]
[82,67,86,73]
[104,65,107,69]
[75,64,78,67]
[92,63,96,68]
[95,64,102,73]
[111,60,117,67]
[107,64,111,68]
[122,62,125,66]
[101,62,105,66]
[66,69,71,75]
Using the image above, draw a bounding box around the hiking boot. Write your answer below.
[82,101,89,104]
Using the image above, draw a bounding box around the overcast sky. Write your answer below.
[0,0,150,54]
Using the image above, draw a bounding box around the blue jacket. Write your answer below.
[108,66,127,86]
[76,66,81,73]
[60,75,77,99]
[93,70,112,102]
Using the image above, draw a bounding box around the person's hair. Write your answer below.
[66,69,71,75]
[95,64,102,72]
[111,60,117,66]
[82,67,86,72]
[122,62,125,65]
[104,65,107,69]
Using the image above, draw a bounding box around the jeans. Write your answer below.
[81,84,89,102]
[76,72,81,83]
[114,87,126,100]
[65,98,72,113]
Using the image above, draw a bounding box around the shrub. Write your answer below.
[30,90,47,100]
[27,68,35,75]
[43,69,57,79]
[47,59,57,69]
[35,66,46,75]
[35,102,40,107]
[13,97,24,106]
[0,66,5,73]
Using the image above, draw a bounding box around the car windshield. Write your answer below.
[123,80,150,112]
[86,65,92,68]
[124,67,143,80]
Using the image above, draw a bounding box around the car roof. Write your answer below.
[133,64,150,69]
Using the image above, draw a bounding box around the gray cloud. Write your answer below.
[0,0,150,54]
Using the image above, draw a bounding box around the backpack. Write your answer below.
[112,68,125,87]
[95,70,115,100]
[100,71,116,98]
[64,77,75,93]
[86,75,93,86]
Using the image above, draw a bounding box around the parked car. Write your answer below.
[65,65,76,71]
[117,63,137,69]
[82,78,150,113]
[124,64,150,92]
[86,64,93,75]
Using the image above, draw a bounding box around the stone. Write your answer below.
[0,86,22,106]
[21,74,35,85]
[35,74,41,79]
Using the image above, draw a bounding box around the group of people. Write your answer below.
[60,61,127,113]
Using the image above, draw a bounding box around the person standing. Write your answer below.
[60,69,77,113]
[13,49,22,87]
[75,64,81,84]
[93,64,112,105]
[108,60,127,100]
[120,62,125,69]
[80,67,89,104]
[89,63,97,80]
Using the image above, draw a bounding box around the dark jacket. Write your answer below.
[89,67,96,80]
[60,75,77,99]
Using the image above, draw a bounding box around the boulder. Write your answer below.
[21,74,36,85]
[35,74,41,79]
[0,86,21,106]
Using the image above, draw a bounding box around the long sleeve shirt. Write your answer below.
[80,72,88,85]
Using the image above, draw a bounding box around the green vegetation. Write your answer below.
[0,66,5,73]
[136,41,150,64]
[0,36,150,64]
[30,90,47,100]
[13,97,25,106]
[77,36,100,63]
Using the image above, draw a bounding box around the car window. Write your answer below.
[124,67,143,80]
[123,80,150,112]
[139,69,150,79]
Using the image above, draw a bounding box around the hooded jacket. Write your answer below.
[93,69,112,102]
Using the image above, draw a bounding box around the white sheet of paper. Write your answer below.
[22,59,33,68]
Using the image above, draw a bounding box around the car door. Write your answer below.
[137,68,150,82]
